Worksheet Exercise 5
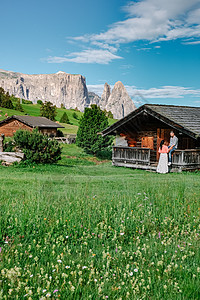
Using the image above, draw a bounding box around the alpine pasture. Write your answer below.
[0,144,199,299]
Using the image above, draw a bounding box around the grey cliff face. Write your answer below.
[100,83,111,108]
[88,92,101,106]
[0,69,136,119]
[103,81,136,119]
[0,70,89,111]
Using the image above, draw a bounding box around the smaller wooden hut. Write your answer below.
[0,115,64,137]
[102,104,200,172]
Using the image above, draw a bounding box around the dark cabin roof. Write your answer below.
[102,104,200,139]
[0,115,64,128]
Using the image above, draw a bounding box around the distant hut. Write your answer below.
[0,115,64,137]
[102,104,200,172]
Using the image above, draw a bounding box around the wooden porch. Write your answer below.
[112,146,200,172]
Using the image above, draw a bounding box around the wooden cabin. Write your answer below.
[102,104,200,172]
[0,115,64,137]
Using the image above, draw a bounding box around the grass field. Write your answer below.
[0,145,199,299]
[0,104,116,135]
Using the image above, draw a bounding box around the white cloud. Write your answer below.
[137,47,151,51]
[46,1,200,65]
[46,49,122,64]
[87,84,107,96]
[88,84,200,99]
[183,40,200,44]
[75,0,200,45]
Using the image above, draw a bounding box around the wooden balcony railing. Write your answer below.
[112,147,200,171]
[172,149,200,168]
[112,146,151,165]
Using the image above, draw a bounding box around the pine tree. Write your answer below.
[72,112,79,119]
[76,104,113,155]
[15,100,24,112]
[60,112,70,124]
[40,101,57,121]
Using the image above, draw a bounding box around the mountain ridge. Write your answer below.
[0,69,136,119]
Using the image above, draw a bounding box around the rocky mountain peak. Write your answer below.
[100,83,111,108]
[105,81,136,119]
[0,69,136,120]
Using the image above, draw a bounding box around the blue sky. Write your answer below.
[0,0,200,106]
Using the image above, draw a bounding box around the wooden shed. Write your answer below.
[0,115,64,137]
[102,104,200,172]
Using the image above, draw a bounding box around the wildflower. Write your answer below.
[42,289,47,293]
[120,233,124,236]
[92,254,96,256]
[44,218,46,221]
[46,293,51,297]
[66,236,69,239]
[129,272,133,276]
[134,268,138,272]
[82,266,87,269]
[53,290,58,293]
[94,279,97,282]
[52,269,56,272]
[0,247,1,253]
[65,266,70,269]
[57,260,62,263]
[70,286,75,292]
[115,248,118,253]
[30,274,33,277]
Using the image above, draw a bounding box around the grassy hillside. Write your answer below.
[0,103,116,134]
[0,146,199,299]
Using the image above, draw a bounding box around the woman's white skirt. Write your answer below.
[156,153,168,174]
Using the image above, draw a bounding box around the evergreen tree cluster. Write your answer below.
[60,112,71,124]
[40,101,57,121]
[0,87,25,111]
[14,129,62,164]
[0,87,14,109]
[76,104,113,156]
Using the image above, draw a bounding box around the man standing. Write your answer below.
[168,130,178,166]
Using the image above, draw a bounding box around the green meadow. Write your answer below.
[0,104,116,135]
[0,144,199,299]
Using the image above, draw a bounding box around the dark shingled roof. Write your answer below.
[102,104,200,139]
[0,115,64,128]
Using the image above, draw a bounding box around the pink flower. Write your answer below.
[53,289,58,293]
[0,247,1,253]
[158,232,161,239]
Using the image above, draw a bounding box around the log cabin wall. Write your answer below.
[40,128,57,136]
[116,111,199,162]
[0,119,58,137]
[0,119,33,137]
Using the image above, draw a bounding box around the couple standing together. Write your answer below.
[157,131,178,174]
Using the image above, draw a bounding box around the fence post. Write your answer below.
[0,134,4,152]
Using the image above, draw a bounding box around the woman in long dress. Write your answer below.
[156,140,173,174]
